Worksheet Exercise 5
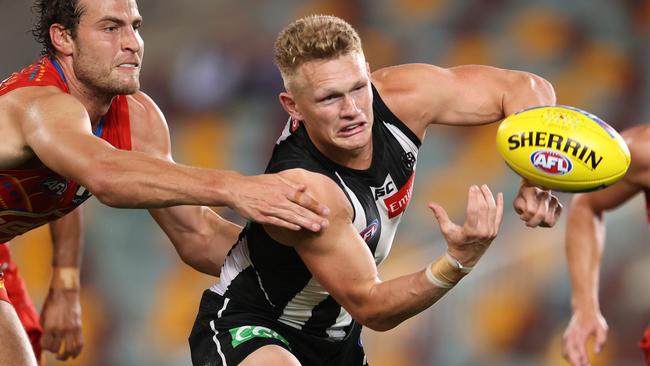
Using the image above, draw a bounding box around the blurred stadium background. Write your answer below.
[1,0,649,365]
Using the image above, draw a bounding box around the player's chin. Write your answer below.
[114,80,140,95]
[338,130,371,148]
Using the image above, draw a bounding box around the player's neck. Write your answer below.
[323,142,374,170]
[54,56,114,127]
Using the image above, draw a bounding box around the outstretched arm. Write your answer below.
[562,125,650,366]
[265,169,503,331]
[373,64,560,227]
[372,64,556,138]
[40,207,83,361]
[17,89,328,231]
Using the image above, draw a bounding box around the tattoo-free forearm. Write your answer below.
[149,206,241,276]
[565,196,605,313]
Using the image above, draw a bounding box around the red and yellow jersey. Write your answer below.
[0,57,132,242]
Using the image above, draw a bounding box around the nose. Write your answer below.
[122,26,143,53]
[340,94,361,118]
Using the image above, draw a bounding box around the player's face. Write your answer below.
[289,52,374,164]
[72,0,143,95]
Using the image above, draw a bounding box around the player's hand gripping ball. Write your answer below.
[496,106,630,192]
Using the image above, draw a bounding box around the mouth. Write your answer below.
[338,121,368,137]
[116,62,140,70]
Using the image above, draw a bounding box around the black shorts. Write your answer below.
[189,290,369,366]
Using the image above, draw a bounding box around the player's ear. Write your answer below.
[279,92,304,122]
[50,24,74,56]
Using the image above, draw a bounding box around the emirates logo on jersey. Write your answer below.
[383,173,415,219]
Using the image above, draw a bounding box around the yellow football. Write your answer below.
[496,106,631,192]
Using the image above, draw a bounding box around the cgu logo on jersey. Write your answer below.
[359,219,379,243]
[383,173,415,219]
[530,150,573,175]
[41,177,68,196]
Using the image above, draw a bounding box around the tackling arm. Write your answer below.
[18,89,328,231]
[149,206,241,276]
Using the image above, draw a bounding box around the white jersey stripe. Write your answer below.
[278,277,330,330]
[383,121,419,156]
[211,238,252,295]
[326,308,353,339]
[335,172,367,228]
[209,298,230,365]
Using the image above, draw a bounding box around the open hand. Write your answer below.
[562,310,608,366]
[428,184,504,267]
[228,173,329,232]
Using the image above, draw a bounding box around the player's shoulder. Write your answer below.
[278,168,352,217]
[125,91,168,137]
[125,91,164,121]
[371,63,442,96]
[6,84,74,105]
[7,85,88,120]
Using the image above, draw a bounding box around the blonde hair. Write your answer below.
[274,15,362,80]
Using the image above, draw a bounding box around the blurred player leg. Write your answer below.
[0,245,43,364]
[0,273,38,366]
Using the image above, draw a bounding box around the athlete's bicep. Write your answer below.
[20,93,117,185]
[264,169,380,319]
[373,64,553,132]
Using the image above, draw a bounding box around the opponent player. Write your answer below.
[562,124,650,366]
[189,15,562,365]
[0,1,330,364]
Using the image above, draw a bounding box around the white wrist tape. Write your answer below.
[424,254,472,288]
[445,253,473,274]
[425,263,454,288]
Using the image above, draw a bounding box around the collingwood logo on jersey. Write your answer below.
[402,152,415,171]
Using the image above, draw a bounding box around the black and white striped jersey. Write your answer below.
[211,85,421,340]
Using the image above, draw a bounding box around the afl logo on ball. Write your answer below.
[530,150,572,175]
